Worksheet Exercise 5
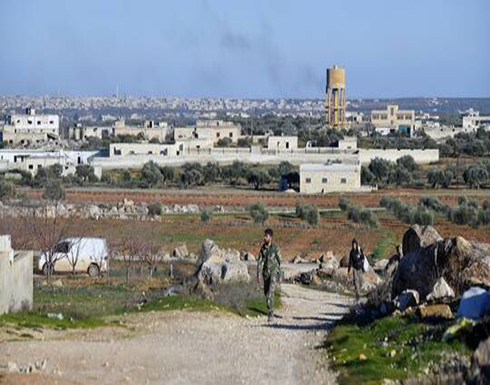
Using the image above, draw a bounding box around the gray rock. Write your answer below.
[393,289,419,312]
[240,250,256,262]
[471,336,490,384]
[292,255,308,264]
[320,251,339,270]
[426,277,455,302]
[173,244,189,259]
[402,225,442,256]
[195,239,250,284]
[162,284,185,297]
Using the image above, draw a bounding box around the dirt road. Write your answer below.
[0,284,351,385]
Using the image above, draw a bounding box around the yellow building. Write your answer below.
[371,105,415,136]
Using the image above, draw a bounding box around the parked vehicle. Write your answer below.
[38,237,108,277]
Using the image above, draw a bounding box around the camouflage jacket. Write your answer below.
[257,243,282,278]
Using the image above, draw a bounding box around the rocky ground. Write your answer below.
[0,284,351,385]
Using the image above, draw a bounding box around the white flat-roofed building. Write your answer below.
[337,136,357,150]
[0,149,100,177]
[267,136,298,151]
[300,162,361,194]
[109,142,185,157]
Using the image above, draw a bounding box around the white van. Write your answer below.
[38,237,109,277]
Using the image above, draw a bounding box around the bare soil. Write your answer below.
[0,284,351,385]
[26,186,490,208]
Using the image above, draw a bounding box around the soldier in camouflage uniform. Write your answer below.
[257,228,282,323]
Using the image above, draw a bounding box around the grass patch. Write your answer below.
[1,279,281,330]
[325,316,470,385]
[0,312,106,330]
[139,295,230,313]
[371,230,397,261]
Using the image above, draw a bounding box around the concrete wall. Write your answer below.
[359,149,439,164]
[94,147,359,169]
[93,146,439,170]
[0,235,33,315]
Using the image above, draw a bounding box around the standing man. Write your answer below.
[348,238,364,302]
[257,228,282,323]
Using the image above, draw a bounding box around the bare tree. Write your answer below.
[31,202,72,281]
[142,238,162,278]
[120,233,144,284]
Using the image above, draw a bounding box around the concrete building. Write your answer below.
[67,125,111,141]
[462,112,490,130]
[113,120,170,142]
[0,235,33,315]
[1,108,60,144]
[67,120,170,142]
[267,136,298,151]
[0,150,101,178]
[325,65,346,127]
[110,142,185,157]
[300,162,361,194]
[371,105,415,136]
[337,137,358,150]
[174,120,242,145]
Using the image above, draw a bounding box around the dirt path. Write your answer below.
[0,284,351,385]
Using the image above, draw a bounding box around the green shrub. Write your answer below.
[338,196,349,211]
[295,202,320,226]
[147,202,162,216]
[247,203,269,224]
[200,209,212,223]
[341,198,378,228]
[43,179,65,201]
[419,197,451,215]
[0,180,16,202]
[451,205,478,226]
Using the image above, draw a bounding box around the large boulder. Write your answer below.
[195,239,250,285]
[402,225,442,255]
[471,336,490,385]
[319,251,339,270]
[392,227,490,299]
[339,255,350,268]
[292,255,308,264]
[240,250,256,262]
[173,244,189,260]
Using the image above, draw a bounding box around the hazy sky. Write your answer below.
[0,0,489,98]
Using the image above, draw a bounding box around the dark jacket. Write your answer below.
[348,247,364,271]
